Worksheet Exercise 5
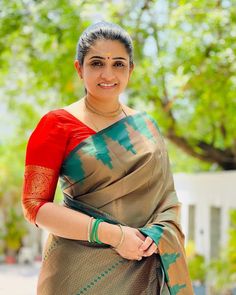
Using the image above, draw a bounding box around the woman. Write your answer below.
[22,21,193,294]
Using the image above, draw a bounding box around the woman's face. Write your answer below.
[75,39,134,101]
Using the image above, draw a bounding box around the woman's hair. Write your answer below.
[76,21,134,66]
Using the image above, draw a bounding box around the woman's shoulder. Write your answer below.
[121,104,142,116]
[29,109,70,139]
[42,108,69,120]
[38,108,77,126]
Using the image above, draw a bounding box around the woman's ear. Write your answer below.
[128,63,135,79]
[74,60,83,79]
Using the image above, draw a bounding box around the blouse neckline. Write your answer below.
[59,108,146,134]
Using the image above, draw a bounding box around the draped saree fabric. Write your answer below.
[37,112,193,295]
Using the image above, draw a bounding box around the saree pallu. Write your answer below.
[37,112,193,295]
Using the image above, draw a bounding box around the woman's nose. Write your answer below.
[100,65,115,80]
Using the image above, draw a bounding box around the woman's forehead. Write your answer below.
[86,39,128,59]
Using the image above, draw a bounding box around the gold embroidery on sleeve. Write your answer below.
[22,165,58,223]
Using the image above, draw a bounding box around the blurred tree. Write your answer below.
[4,208,27,257]
[0,0,235,172]
[0,140,28,256]
[209,210,236,292]
[113,0,236,170]
[186,240,207,284]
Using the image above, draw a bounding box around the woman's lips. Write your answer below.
[98,83,117,89]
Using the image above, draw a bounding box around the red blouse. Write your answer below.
[22,109,96,224]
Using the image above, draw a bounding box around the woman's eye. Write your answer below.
[114,62,125,67]
[91,61,103,67]
[90,61,125,68]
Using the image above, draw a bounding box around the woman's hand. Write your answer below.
[139,236,158,257]
[99,223,158,260]
[112,226,146,260]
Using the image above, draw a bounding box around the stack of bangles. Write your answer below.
[87,217,125,248]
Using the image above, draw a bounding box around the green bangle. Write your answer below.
[90,219,104,244]
[90,220,96,242]
[91,220,98,242]
[95,219,104,244]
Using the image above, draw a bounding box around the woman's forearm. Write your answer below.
[35,203,121,246]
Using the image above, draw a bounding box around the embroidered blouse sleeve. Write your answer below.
[22,111,68,225]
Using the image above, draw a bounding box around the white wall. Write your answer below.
[174,171,236,261]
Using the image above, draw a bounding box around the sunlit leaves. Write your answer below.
[1,0,236,173]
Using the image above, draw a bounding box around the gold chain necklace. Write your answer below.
[83,97,128,132]
[84,96,123,117]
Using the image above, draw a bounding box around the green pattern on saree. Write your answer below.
[83,135,113,169]
[60,148,85,188]
[61,112,157,187]
[139,226,187,294]
[105,121,136,154]
[43,238,60,262]
[160,252,181,286]
[162,252,181,272]
[169,284,186,295]
[160,252,184,294]
[126,114,156,143]
[76,258,126,295]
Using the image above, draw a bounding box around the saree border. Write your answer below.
[61,111,147,166]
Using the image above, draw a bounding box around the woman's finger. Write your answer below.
[136,230,146,241]
[143,242,157,257]
[139,236,153,251]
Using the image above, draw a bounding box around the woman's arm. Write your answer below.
[35,202,120,246]
[35,202,145,260]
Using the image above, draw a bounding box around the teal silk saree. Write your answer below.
[37,112,193,295]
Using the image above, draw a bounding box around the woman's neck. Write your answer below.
[84,94,120,113]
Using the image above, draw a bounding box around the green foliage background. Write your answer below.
[0,0,235,286]
[1,0,236,172]
[209,210,236,292]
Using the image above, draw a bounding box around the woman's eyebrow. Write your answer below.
[89,56,127,61]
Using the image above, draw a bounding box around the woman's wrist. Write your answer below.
[98,222,122,247]
[113,224,125,249]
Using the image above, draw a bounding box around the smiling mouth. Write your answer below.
[98,83,117,88]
